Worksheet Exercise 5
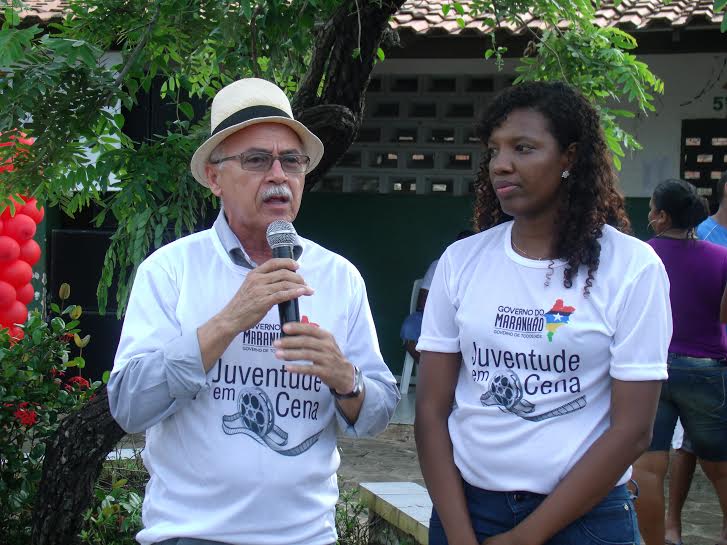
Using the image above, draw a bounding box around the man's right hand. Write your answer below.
[221,258,314,333]
[197,258,314,371]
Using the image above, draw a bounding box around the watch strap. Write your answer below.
[331,365,363,399]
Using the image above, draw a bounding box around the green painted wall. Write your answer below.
[42,193,653,378]
[295,194,652,375]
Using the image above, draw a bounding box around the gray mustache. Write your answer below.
[261,185,293,201]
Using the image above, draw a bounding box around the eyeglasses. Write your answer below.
[209,151,311,173]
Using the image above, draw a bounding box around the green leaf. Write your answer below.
[112,478,128,489]
[178,102,194,119]
[376,47,385,61]
[102,370,111,384]
[609,109,636,118]
[456,17,466,28]
[3,7,20,27]
[715,0,727,12]
[0,26,41,65]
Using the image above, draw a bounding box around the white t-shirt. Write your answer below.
[418,221,672,494]
[113,228,395,545]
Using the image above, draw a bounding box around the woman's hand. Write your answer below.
[481,529,534,545]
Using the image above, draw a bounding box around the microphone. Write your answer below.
[266,220,303,334]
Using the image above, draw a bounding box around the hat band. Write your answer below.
[211,105,292,136]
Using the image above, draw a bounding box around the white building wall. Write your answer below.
[371,52,727,198]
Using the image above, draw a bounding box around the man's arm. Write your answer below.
[109,257,313,433]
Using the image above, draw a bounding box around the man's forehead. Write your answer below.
[225,122,303,151]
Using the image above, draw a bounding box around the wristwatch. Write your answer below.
[331,365,364,399]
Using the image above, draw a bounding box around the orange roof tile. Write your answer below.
[18,0,725,33]
[391,0,724,35]
[18,0,68,24]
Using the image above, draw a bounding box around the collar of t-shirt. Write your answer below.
[212,208,305,269]
[213,208,257,269]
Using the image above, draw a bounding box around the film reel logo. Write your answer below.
[222,387,324,456]
[480,371,586,422]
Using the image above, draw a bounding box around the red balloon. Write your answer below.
[0,300,27,326]
[0,196,26,221]
[0,281,16,308]
[18,239,40,266]
[15,283,34,305]
[19,198,44,224]
[3,214,35,241]
[7,325,24,341]
[0,260,32,288]
[0,236,20,263]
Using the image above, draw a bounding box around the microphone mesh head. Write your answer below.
[266,220,298,249]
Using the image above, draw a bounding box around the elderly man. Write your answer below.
[108,78,400,545]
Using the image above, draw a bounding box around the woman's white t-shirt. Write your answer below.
[418,221,672,494]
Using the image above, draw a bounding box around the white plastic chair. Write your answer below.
[399,278,423,394]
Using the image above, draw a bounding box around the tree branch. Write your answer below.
[112,3,161,90]
[250,5,261,78]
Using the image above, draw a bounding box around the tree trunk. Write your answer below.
[31,387,125,545]
[294,0,407,188]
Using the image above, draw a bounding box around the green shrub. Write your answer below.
[0,288,97,543]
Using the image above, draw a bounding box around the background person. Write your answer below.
[666,176,727,545]
[400,230,474,363]
[633,178,727,545]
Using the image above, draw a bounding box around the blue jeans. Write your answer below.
[648,353,727,461]
[429,483,639,545]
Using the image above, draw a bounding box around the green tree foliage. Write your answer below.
[0,0,716,313]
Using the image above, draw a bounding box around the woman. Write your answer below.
[414,81,672,545]
[633,178,727,545]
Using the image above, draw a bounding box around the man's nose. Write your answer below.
[267,157,288,182]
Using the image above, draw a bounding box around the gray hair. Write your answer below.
[208,141,227,165]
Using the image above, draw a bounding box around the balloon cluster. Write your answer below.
[0,197,44,340]
[0,132,42,341]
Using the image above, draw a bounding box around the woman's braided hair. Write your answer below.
[472,81,631,295]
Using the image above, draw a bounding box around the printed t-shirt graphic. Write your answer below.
[544,299,576,342]
[220,313,326,456]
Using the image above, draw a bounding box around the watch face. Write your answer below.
[353,366,363,395]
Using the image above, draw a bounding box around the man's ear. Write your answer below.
[205,163,223,197]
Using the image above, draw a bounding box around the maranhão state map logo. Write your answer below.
[544,299,576,342]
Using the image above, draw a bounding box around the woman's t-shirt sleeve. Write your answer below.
[417,250,461,353]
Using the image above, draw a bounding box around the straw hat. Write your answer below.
[190,78,324,186]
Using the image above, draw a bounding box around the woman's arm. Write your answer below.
[415,350,479,545]
[485,379,662,545]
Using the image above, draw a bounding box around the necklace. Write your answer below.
[511,238,550,260]
[655,228,690,240]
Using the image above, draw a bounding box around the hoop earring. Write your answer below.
[561,170,570,180]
